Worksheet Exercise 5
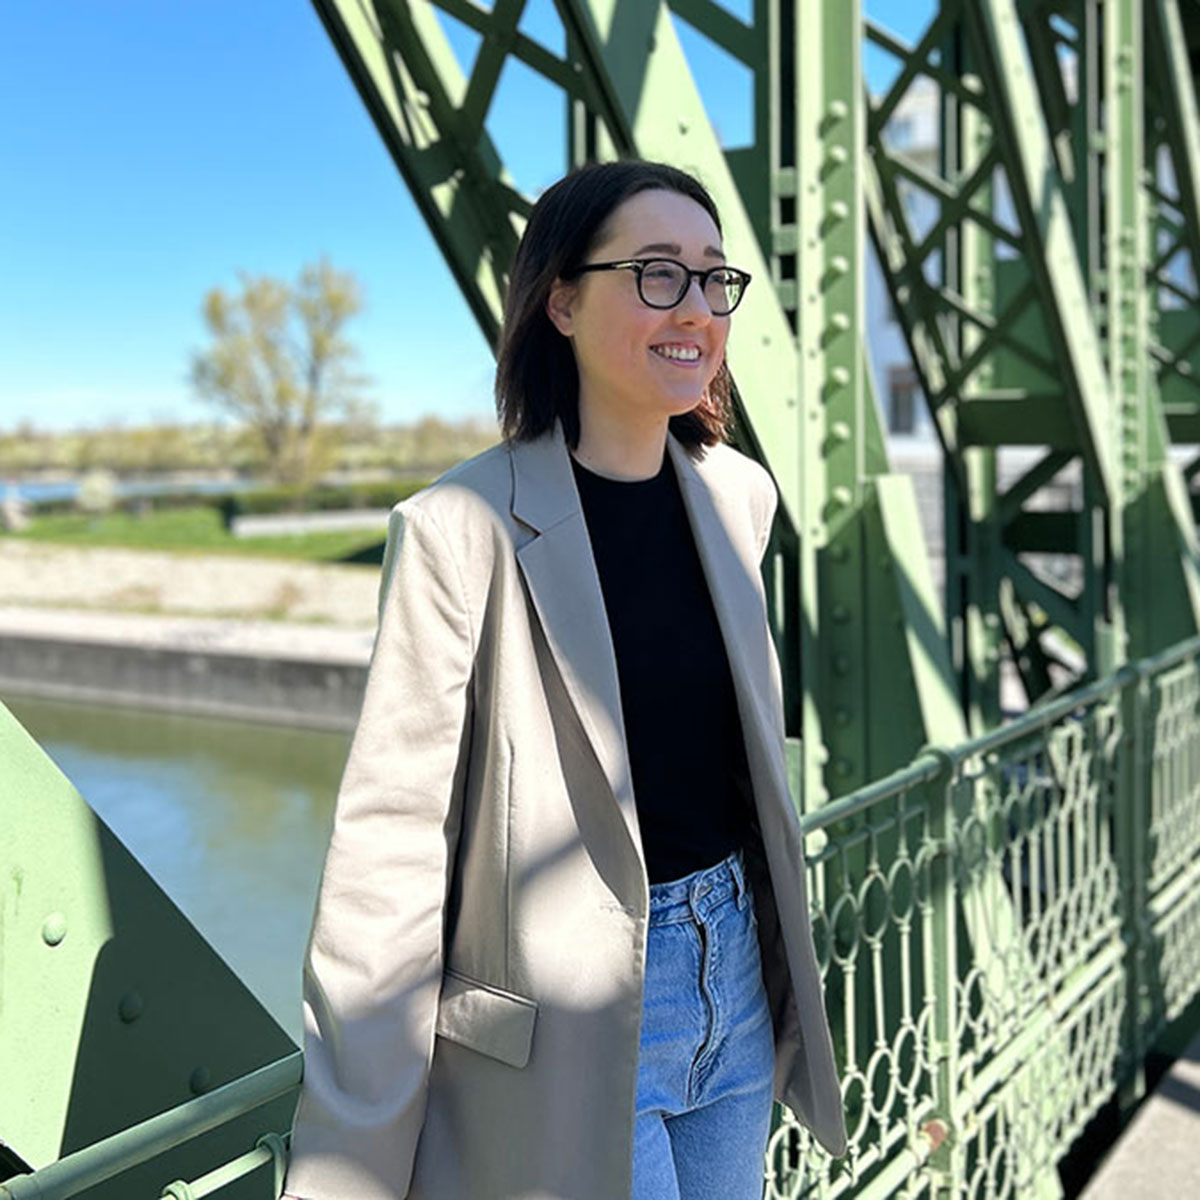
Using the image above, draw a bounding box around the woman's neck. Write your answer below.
[572,407,668,481]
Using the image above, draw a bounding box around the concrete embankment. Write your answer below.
[0,607,374,731]
[0,542,382,730]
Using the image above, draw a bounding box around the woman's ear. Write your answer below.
[545,278,577,337]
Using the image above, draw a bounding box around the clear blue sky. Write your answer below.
[0,0,928,433]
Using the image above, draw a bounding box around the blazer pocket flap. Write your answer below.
[435,970,538,1069]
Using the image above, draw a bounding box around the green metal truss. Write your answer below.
[309,0,967,817]
[865,0,1200,735]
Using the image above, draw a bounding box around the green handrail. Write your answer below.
[0,1055,301,1200]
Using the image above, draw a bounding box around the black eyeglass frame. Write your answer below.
[566,257,752,315]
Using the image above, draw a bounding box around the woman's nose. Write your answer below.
[674,277,712,323]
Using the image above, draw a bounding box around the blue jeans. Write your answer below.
[633,848,776,1200]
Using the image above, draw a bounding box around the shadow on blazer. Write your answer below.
[284,421,847,1200]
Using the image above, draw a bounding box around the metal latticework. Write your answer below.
[866,0,1200,734]
[783,637,1200,1196]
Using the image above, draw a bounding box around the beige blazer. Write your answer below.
[284,423,846,1200]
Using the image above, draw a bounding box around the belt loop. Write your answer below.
[732,849,748,909]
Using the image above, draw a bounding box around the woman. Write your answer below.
[282,160,846,1200]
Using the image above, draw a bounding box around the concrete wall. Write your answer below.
[0,635,367,732]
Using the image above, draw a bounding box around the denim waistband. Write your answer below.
[648,848,750,926]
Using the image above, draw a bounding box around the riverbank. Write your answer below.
[0,541,380,729]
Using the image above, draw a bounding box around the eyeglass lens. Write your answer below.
[639,261,743,314]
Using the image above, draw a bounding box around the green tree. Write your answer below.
[190,259,374,488]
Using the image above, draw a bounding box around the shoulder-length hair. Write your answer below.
[494,160,734,452]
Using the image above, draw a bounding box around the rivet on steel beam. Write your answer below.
[42,913,67,946]
[190,1066,212,1096]
[828,100,849,122]
[830,544,850,562]
[834,759,854,777]
[678,120,689,135]
[828,201,849,223]
[830,421,851,442]
[831,486,852,508]
[830,312,851,333]
[829,256,850,279]
[119,992,144,1023]
[831,367,851,387]
[834,708,851,727]
[832,605,850,623]
[827,146,849,166]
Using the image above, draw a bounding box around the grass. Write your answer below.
[7,506,387,564]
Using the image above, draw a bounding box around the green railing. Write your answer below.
[0,1056,299,1200]
[8,636,1200,1199]
[771,633,1200,1198]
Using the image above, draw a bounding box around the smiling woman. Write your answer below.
[281,160,845,1200]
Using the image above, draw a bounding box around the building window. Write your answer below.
[887,365,920,435]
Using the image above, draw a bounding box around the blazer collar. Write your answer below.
[509,422,780,875]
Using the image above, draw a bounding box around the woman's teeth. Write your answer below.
[652,345,700,362]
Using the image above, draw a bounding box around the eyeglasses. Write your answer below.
[567,257,751,316]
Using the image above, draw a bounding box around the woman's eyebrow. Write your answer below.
[631,241,726,259]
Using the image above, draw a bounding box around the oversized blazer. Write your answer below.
[284,422,847,1200]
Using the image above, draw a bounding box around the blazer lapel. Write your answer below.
[666,437,783,794]
[509,426,642,870]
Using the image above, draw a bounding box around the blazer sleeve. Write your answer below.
[753,464,779,564]
[285,501,475,1200]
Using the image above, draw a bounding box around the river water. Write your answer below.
[8,695,349,1043]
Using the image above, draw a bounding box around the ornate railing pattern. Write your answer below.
[769,634,1200,1198]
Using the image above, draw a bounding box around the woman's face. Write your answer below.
[547,188,730,436]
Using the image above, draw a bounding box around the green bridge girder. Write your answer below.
[309,0,1200,798]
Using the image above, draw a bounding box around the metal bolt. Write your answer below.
[828,200,849,223]
[828,145,849,166]
[831,486,852,508]
[828,100,849,121]
[835,758,854,777]
[829,255,850,276]
[833,653,851,675]
[830,312,851,333]
[834,708,851,727]
[832,605,850,623]
[119,992,144,1023]
[42,913,67,947]
[190,1066,212,1096]
[830,420,851,442]
[831,366,851,387]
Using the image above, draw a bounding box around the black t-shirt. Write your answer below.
[571,451,754,884]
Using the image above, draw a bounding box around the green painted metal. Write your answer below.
[866,0,1200,728]
[0,701,298,1199]
[777,634,1200,1196]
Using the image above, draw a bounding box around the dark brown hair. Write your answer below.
[494,160,734,451]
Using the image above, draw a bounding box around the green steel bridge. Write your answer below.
[6,1,1200,1195]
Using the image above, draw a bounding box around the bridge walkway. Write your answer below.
[1080,1029,1200,1197]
